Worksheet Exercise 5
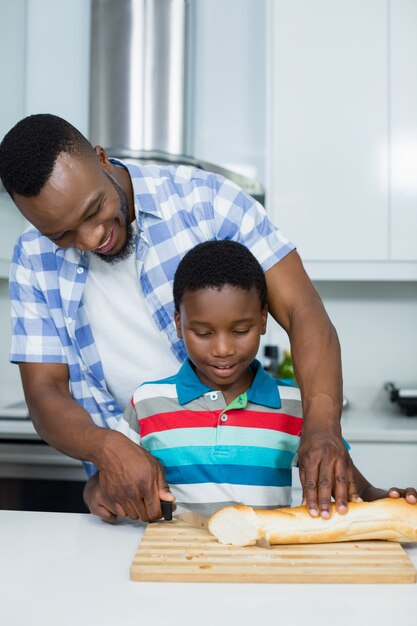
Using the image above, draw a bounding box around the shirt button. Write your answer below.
[220,414,228,423]
[77,267,84,274]
[108,404,115,412]
[210,392,218,401]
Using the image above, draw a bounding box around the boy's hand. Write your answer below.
[388,487,417,504]
[84,472,118,523]
[94,431,175,522]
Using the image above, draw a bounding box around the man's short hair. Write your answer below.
[0,113,94,197]
[173,240,267,311]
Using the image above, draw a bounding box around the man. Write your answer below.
[0,114,355,522]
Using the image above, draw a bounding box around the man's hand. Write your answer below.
[298,431,359,518]
[95,430,175,522]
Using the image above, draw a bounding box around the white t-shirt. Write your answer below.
[82,243,180,409]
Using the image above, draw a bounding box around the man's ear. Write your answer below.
[94,145,112,171]
[174,310,182,338]
[261,305,268,335]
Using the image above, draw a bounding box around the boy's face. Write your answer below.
[175,285,267,397]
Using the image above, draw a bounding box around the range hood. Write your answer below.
[89,0,264,203]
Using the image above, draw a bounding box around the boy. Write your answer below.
[84,241,417,522]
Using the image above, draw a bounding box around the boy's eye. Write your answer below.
[233,329,249,335]
[194,331,211,337]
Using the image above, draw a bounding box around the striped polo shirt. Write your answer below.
[116,359,303,515]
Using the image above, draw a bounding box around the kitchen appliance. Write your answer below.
[89,0,264,203]
[385,382,417,417]
[130,519,416,583]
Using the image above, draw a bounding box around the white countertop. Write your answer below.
[1,510,417,626]
[341,406,417,442]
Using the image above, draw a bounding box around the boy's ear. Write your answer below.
[261,305,268,335]
[174,310,182,338]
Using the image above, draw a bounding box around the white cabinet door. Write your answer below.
[0,0,26,143]
[390,0,417,261]
[0,195,25,278]
[0,0,27,278]
[267,0,389,262]
[25,0,91,136]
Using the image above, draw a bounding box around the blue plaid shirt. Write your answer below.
[9,160,295,475]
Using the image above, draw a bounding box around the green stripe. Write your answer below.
[141,426,300,454]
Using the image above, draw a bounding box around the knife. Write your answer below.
[160,501,271,549]
[160,500,209,528]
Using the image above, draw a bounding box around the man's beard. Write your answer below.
[94,173,136,264]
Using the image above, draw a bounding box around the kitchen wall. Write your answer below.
[191,0,266,182]
[0,279,21,394]
[263,281,417,411]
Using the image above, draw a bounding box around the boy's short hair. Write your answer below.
[0,113,93,198]
[173,240,267,310]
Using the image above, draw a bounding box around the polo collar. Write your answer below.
[176,358,281,409]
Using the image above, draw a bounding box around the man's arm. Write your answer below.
[19,362,174,521]
[266,250,357,518]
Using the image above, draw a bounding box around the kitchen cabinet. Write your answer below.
[267,0,417,280]
[24,0,90,135]
[0,0,27,277]
[0,194,25,278]
[390,0,417,260]
[0,0,26,144]
[0,0,90,276]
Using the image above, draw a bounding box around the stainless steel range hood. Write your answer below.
[89,0,264,203]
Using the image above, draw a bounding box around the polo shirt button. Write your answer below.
[108,404,115,412]
[77,267,84,274]
[220,414,228,423]
[210,392,218,401]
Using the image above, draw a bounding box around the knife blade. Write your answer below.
[174,508,210,529]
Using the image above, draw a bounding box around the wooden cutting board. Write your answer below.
[130,519,416,583]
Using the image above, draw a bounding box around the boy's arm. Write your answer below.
[352,464,417,504]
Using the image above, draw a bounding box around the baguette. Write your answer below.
[208,498,417,547]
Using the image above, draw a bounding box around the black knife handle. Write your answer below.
[160,500,173,521]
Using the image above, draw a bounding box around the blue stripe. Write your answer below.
[164,464,292,487]
[153,446,294,469]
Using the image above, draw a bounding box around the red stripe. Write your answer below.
[226,410,302,436]
[139,409,302,437]
[140,411,217,437]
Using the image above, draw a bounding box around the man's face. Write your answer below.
[13,150,136,263]
[175,285,267,397]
